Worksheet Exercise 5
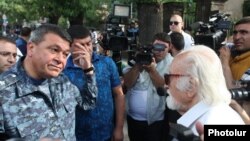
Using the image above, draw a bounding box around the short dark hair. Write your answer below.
[67,25,92,39]
[20,27,32,36]
[235,16,250,26]
[0,36,16,45]
[152,32,171,44]
[29,24,72,45]
[170,32,184,51]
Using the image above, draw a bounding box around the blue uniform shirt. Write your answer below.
[0,58,97,141]
[63,53,121,141]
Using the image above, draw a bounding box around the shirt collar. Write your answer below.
[177,101,210,127]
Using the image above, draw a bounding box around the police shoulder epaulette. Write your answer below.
[0,74,18,91]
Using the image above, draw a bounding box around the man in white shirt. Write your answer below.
[165,45,245,136]
[169,14,194,50]
[123,32,173,141]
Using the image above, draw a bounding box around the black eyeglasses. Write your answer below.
[169,21,180,26]
[164,73,189,85]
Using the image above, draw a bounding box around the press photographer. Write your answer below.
[122,32,173,141]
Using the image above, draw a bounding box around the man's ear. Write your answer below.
[186,77,198,98]
[169,43,173,50]
[26,42,35,57]
[181,22,185,30]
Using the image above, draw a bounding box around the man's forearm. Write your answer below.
[113,86,125,129]
[148,68,165,88]
[123,66,140,89]
[81,74,98,110]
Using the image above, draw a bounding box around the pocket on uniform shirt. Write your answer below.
[16,118,48,138]
[2,97,54,138]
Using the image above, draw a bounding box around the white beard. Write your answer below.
[166,90,182,111]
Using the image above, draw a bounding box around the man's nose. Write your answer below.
[8,54,16,63]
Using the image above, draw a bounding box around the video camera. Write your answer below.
[194,13,232,51]
[102,4,130,51]
[133,43,166,65]
[134,44,154,65]
[230,80,250,101]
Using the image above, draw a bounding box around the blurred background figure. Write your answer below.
[169,14,194,50]
[0,36,17,74]
[126,21,139,46]
[169,31,184,57]
[15,26,32,56]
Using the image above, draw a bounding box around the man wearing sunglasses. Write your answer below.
[165,45,244,137]
[123,32,173,141]
[169,14,194,50]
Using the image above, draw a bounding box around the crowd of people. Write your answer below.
[0,14,250,141]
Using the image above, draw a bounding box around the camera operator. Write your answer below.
[220,17,250,88]
[219,17,250,120]
[122,32,173,141]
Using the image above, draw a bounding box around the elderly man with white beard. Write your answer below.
[164,45,245,137]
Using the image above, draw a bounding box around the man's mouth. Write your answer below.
[49,65,62,71]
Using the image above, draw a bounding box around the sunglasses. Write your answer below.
[164,73,189,85]
[169,21,180,26]
[152,43,166,52]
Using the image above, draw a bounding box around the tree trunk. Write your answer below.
[137,3,163,45]
[195,0,212,22]
[48,15,60,24]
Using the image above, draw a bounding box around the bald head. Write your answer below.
[169,14,184,33]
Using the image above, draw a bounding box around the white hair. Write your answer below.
[174,45,231,105]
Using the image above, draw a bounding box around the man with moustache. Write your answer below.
[0,24,97,141]
[165,45,244,137]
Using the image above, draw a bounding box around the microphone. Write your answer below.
[156,87,168,96]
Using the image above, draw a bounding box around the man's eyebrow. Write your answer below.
[234,29,250,32]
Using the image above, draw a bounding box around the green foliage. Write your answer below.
[0,0,192,27]
[118,0,191,4]
[58,16,69,29]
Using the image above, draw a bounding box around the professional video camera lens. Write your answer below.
[135,44,153,65]
[230,88,250,100]
[229,81,250,101]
